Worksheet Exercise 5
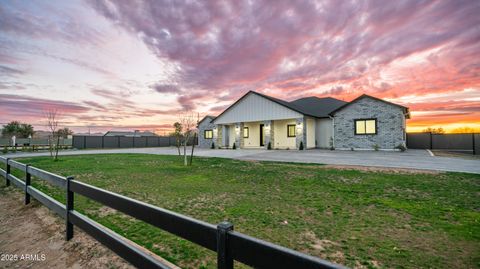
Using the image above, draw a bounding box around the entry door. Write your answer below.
[260,124,265,146]
[224,126,229,147]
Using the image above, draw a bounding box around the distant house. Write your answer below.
[198,91,409,150]
[104,130,157,137]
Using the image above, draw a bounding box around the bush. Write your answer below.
[373,144,380,151]
[350,147,354,151]
[395,144,407,152]
[211,142,215,149]
[267,142,272,150]
[2,146,8,154]
[232,143,236,150]
[299,141,304,150]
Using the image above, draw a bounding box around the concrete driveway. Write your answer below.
[3,147,480,174]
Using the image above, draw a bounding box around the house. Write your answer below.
[104,130,157,137]
[198,91,409,150]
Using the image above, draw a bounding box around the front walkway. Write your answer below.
[3,147,480,174]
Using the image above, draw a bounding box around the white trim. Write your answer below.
[426,149,435,157]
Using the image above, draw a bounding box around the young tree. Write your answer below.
[45,110,60,160]
[178,111,195,166]
[1,121,34,138]
[19,123,35,138]
[172,122,183,156]
[423,127,445,134]
[57,127,74,138]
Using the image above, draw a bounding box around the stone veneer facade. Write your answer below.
[198,117,216,148]
[333,97,406,149]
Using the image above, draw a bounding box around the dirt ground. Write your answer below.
[0,187,141,269]
[431,150,480,160]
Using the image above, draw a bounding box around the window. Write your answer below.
[243,127,249,138]
[287,124,296,137]
[355,119,377,135]
[204,130,213,139]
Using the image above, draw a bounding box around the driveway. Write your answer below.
[3,147,480,174]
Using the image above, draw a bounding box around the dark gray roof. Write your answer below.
[253,91,347,118]
[289,96,348,118]
[198,115,216,125]
[213,91,407,122]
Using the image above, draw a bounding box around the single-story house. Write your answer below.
[198,91,409,150]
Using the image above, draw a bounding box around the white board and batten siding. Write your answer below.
[316,118,333,148]
[214,93,303,124]
[306,118,316,149]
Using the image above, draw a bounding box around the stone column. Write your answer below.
[295,117,306,150]
[234,123,244,149]
[215,125,222,148]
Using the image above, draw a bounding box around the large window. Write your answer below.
[287,124,296,137]
[204,130,213,139]
[243,127,249,138]
[355,119,377,135]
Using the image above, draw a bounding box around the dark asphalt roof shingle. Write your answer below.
[254,91,347,118]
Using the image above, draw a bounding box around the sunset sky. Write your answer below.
[1,0,479,134]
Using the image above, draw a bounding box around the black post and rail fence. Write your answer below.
[0,156,346,269]
[406,132,479,155]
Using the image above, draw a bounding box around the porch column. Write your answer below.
[215,125,222,148]
[234,123,244,148]
[295,117,306,150]
[263,120,273,149]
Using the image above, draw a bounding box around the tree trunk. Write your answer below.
[176,136,181,156]
[54,134,60,160]
[183,137,188,166]
[189,132,196,165]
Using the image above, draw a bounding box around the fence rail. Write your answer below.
[0,156,345,269]
[72,135,197,150]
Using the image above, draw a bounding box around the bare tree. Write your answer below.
[179,110,195,166]
[173,122,183,156]
[45,109,60,160]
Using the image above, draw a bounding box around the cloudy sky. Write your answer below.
[1,0,479,134]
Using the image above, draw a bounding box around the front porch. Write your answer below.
[213,118,316,150]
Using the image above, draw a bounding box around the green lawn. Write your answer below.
[3,154,479,269]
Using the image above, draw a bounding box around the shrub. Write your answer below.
[299,141,304,150]
[232,143,236,150]
[2,146,8,154]
[211,142,215,149]
[373,144,380,151]
[267,142,272,150]
[350,147,354,151]
[395,144,407,152]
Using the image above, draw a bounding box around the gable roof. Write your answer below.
[329,94,410,118]
[290,96,348,118]
[198,115,216,125]
[212,91,347,123]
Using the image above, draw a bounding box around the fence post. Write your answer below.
[5,158,10,186]
[66,176,74,241]
[217,221,234,269]
[25,164,31,205]
[429,132,433,150]
[473,133,476,155]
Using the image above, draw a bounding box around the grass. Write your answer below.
[2,154,479,269]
